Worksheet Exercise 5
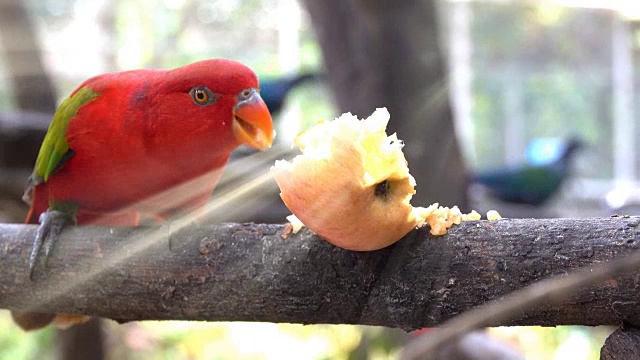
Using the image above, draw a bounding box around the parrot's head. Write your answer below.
[159,59,275,152]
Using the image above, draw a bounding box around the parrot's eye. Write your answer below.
[189,87,216,106]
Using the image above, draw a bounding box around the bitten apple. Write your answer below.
[271,108,484,251]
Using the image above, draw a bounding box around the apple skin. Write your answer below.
[271,109,421,251]
[271,108,483,251]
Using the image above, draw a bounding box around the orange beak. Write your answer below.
[232,89,274,150]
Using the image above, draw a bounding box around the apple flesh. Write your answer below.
[271,108,482,251]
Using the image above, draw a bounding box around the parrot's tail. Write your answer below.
[25,207,37,224]
[10,311,90,331]
[11,311,55,331]
[24,184,48,224]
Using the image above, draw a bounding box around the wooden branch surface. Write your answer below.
[600,326,640,360]
[1,217,640,329]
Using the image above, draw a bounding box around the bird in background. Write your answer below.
[258,71,322,116]
[12,59,274,331]
[471,138,583,206]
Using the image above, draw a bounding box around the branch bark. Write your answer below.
[1,217,639,329]
[601,326,640,360]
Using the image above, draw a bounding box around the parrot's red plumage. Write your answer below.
[29,59,273,225]
[13,59,274,330]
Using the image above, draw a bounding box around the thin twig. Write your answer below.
[401,249,640,360]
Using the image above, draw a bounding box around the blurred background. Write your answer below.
[1,0,639,358]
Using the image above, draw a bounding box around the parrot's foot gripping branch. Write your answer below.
[29,210,70,280]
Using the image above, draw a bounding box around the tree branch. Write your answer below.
[1,217,640,328]
[401,240,640,359]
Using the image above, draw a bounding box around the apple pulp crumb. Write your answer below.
[286,214,305,234]
[487,210,503,220]
[413,204,482,236]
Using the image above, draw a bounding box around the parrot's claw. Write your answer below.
[28,210,69,280]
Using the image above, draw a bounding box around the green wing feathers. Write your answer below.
[34,87,99,182]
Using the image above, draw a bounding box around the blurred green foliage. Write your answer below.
[0,308,614,360]
[0,311,56,360]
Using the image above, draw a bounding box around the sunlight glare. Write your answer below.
[14,144,295,317]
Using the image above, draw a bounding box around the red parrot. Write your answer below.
[11,59,274,330]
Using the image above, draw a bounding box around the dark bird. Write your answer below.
[471,139,583,206]
[259,72,321,115]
